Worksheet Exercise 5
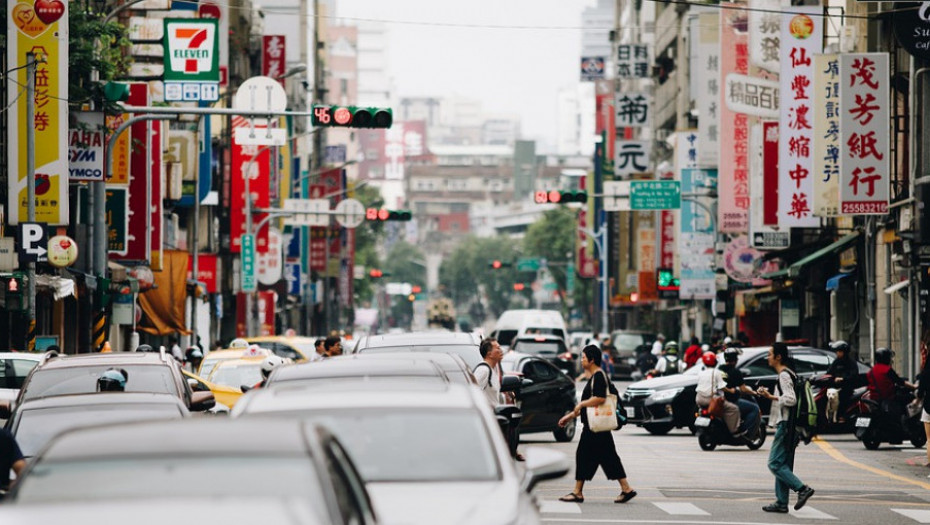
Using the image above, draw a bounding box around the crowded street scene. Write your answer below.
[2,0,930,522]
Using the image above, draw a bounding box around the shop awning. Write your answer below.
[138,250,191,336]
[761,232,859,280]
[34,274,76,301]
[825,272,853,292]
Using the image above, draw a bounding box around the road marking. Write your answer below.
[813,438,930,491]
[893,509,930,523]
[653,502,709,515]
[790,506,837,520]
[539,500,583,514]
[543,520,816,524]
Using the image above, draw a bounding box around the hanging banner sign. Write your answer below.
[696,13,720,168]
[839,53,890,215]
[813,54,840,217]
[724,74,779,119]
[68,112,106,182]
[749,0,782,73]
[616,44,651,79]
[718,7,750,233]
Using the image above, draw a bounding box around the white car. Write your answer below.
[0,352,45,405]
[233,381,569,525]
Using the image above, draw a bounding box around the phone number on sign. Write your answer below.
[841,202,888,214]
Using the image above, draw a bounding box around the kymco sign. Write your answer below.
[163,19,219,82]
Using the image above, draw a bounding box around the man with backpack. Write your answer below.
[756,342,815,514]
[474,337,524,461]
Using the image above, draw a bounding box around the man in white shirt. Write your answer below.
[651,334,666,356]
[474,338,503,406]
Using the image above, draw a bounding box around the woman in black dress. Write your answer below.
[557,345,636,504]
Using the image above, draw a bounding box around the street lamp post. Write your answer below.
[579,225,608,335]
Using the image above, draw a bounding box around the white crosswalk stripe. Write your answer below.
[538,500,583,514]
[892,509,930,523]
[652,502,709,515]
[790,506,837,520]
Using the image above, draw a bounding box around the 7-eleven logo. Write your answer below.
[165,20,217,78]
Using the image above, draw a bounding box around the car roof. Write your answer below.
[211,357,266,367]
[269,356,449,383]
[355,331,480,349]
[38,418,314,460]
[33,352,174,370]
[205,348,270,359]
[350,351,468,370]
[512,334,564,342]
[0,353,44,361]
[247,336,316,343]
[501,351,545,364]
[16,392,188,411]
[238,381,480,414]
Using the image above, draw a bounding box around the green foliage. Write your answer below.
[439,235,521,321]
[351,185,385,304]
[69,2,131,111]
[382,241,426,328]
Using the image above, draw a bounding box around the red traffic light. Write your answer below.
[411,285,422,294]
[8,279,19,293]
[333,107,352,125]
[491,260,502,269]
[513,283,525,291]
[548,190,562,203]
[369,269,383,278]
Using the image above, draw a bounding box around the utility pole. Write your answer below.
[312,0,329,335]
[25,52,37,352]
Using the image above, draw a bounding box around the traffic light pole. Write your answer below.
[579,225,608,337]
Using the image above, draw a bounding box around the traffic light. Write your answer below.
[411,285,422,294]
[513,282,526,291]
[103,82,130,102]
[489,260,512,269]
[369,269,384,278]
[365,208,412,221]
[657,268,680,300]
[3,274,25,311]
[533,190,588,204]
[311,105,393,129]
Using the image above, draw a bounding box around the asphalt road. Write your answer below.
[523,379,930,525]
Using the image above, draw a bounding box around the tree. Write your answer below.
[351,184,385,305]
[522,207,590,322]
[382,241,426,329]
[69,2,132,112]
[439,235,521,324]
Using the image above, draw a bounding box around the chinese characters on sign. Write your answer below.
[839,53,889,215]
[749,0,781,73]
[614,92,651,129]
[697,13,720,167]
[614,140,652,177]
[616,44,651,79]
[262,35,286,86]
[813,54,840,217]
[778,7,822,228]
[718,8,750,233]
[724,74,779,119]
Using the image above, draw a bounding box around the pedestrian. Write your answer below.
[474,338,524,461]
[0,427,26,492]
[169,336,183,362]
[651,333,666,356]
[311,338,326,361]
[756,342,815,513]
[557,345,636,504]
[683,336,703,369]
[323,336,343,358]
[916,348,930,468]
[600,337,616,377]
[825,341,857,421]
[186,347,204,373]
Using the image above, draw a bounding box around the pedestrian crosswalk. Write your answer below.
[539,500,930,523]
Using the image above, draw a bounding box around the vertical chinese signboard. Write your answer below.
[680,169,717,299]
[230,116,270,253]
[696,12,720,168]
[262,35,286,85]
[839,53,889,215]
[7,0,69,225]
[778,7,822,228]
[614,93,651,129]
[718,7,749,233]
[616,44,651,79]
[813,54,840,217]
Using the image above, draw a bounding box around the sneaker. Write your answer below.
[795,486,815,510]
[762,503,788,513]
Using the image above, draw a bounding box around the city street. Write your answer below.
[528,380,930,525]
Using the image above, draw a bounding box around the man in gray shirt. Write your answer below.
[474,338,503,406]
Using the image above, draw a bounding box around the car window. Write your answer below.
[522,360,558,382]
[358,345,482,369]
[324,438,375,525]
[496,330,518,347]
[209,364,262,389]
[743,357,776,378]
[10,359,39,389]
[512,340,563,356]
[613,334,646,352]
[23,366,178,401]
[273,343,302,361]
[793,352,833,375]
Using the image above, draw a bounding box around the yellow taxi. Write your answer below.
[207,356,268,393]
[182,370,244,409]
[198,345,272,378]
[246,336,317,362]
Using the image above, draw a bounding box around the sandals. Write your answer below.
[615,490,637,503]
[558,493,584,503]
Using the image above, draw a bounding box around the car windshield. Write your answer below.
[199,357,227,378]
[614,334,646,351]
[513,341,562,356]
[15,404,183,457]
[210,363,263,389]
[295,409,499,482]
[14,456,325,505]
[359,345,482,369]
[22,366,177,401]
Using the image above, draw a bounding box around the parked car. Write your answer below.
[4,392,189,458]
[620,346,868,435]
[509,335,575,377]
[607,330,655,378]
[500,352,577,442]
[349,352,477,385]
[0,353,46,404]
[15,351,214,413]
[350,331,483,369]
[4,419,378,525]
[266,355,452,387]
[233,381,569,525]
[246,335,316,362]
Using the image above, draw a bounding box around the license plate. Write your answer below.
[625,407,635,418]
[694,416,711,428]
[855,417,871,428]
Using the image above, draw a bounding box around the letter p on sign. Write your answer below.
[18,222,48,264]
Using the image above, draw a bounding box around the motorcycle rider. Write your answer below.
[650,341,683,376]
[825,340,858,421]
[719,346,760,436]
[695,351,741,435]
[867,347,916,433]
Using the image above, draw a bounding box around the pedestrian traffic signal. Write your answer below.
[3,274,25,311]
[534,190,588,204]
[513,282,525,291]
[657,267,680,300]
[311,105,393,129]
[365,208,412,221]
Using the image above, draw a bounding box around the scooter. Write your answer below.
[854,387,926,450]
[694,398,766,451]
[810,374,866,433]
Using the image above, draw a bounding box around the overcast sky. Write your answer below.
[334,1,594,151]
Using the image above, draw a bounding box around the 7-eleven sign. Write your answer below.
[163,19,220,82]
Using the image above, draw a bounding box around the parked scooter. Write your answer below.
[854,387,926,450]
[810,374,866,433]
[694,399,766,451]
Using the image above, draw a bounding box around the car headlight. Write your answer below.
[649,388,683,403]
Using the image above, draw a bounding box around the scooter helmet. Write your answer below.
[97,368,127,392]
[723,347,741,362]
[136,344,154,352]
[702,351,718,367]
[875,347,893,365]
[260,355,286,378]
[228,338,249,349]
[829,340,850,354]
[664,341,679,355]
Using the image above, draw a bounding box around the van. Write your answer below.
[490,309,568,349]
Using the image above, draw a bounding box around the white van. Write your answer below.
[490,309,568,349]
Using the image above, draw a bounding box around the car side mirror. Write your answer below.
[521,378,534,388]
[520,446,570,492]
[500,375,522,393]
[189,391,216,412]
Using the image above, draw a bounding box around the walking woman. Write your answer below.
[557,345,636,504]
